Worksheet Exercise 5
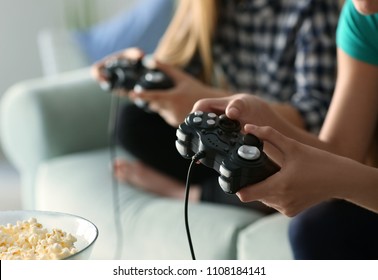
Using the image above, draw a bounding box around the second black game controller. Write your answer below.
[102,58,174,109]
[176,112,280,194]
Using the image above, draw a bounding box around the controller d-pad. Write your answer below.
[237,145,260,160]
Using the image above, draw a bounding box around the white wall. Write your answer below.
[0,0,64,95]
[0,0,137,160]
[0,0,137,97]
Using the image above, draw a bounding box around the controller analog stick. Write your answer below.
[218,115,241,132]
[238,145,261,160]
[243,134,263,149]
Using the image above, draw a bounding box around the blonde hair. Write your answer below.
[154,0,217,84]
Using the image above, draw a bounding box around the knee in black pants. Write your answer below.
[289,200,378,260]
[116,103,210,183]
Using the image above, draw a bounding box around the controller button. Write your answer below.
[194,111,203,116]
[220,165,232,178]
[133,84,143,93]
[207,119,216,126]
[176,129,187,142]
[193,117,202,124]
[145,72,164,83]
[238,145,261,160]
[208,112,217,118]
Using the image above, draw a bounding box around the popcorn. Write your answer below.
[0,217,77,260]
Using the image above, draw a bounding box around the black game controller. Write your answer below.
[102,58,174,109]
[176,112,280,194]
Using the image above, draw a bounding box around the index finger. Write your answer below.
[244,125,296,157]
[192,96,232,115]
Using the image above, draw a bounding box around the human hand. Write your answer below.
[193,93,295,163]
[192,93,281,130]
[128,60,230,127]
[236,125,343,216]
[91,47,145,95]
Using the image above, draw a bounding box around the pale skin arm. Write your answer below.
[193,49,378,214]
[319,49,378,161]
[237,125,378,216]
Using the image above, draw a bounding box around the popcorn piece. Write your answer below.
[0,218,77,260]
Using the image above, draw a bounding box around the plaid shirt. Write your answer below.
[212,0,340,132]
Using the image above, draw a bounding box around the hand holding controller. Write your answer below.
[101,58,174,109]
[176,112,280,194]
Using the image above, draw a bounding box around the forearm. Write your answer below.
[337,159,378,213]
[269,103,305,130]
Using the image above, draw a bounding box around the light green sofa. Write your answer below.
[0,68,293,260]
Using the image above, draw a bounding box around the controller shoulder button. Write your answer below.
[218,177,232,193]
[175,140,188,157]
[220,165,232,178]
[176,129,187,142]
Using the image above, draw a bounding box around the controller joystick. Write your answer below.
[101,58,174,109]
[176,112,280,194]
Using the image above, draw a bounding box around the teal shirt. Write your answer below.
[337,0,378,66]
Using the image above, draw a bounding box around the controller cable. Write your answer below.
[184,151,206,260]
[107,92,123,260]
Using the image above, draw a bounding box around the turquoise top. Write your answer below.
[337,0,378,66]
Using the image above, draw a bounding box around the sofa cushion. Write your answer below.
[35,148,265,259]
[237,213,293,260]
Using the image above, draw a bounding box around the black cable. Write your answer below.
[184,151,206,260]
[107,93,123,260]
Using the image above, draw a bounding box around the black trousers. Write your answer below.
[289,200,378,259]
[116,103,274,213]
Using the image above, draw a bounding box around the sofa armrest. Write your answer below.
[0,68,114,208]
[1,67,112,171]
